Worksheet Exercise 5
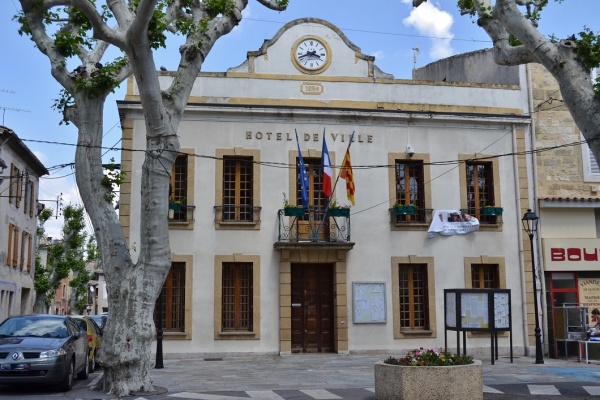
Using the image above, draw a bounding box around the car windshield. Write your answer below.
[0,317,69,338]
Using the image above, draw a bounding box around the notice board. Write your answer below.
[352,282,386,323]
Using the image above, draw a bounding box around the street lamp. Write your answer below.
[522,209,544,364]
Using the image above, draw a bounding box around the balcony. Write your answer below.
[276,208,351,243]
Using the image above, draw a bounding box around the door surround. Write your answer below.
[277,247,350,354]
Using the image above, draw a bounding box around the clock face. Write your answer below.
[292,37,330,73]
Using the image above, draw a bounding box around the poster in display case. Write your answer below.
[352,282,386,323]
[444,288,512,364]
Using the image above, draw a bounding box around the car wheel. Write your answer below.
[77,352,89,380]
[58,359,75,391]
[88,349,96,373]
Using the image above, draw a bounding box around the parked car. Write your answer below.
[71,315,102,372]
[89,313,107,333]
[0,314,89,391]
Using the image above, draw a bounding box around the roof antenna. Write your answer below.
[412,46,420,74]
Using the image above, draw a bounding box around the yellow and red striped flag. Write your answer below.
[340,147,355,205]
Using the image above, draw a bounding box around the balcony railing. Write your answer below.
[168,205,195,222]
[214,206,262,224]
[460,207,502,224]
[277,208,351,243]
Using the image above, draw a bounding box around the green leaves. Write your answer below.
[205,0,235,18]
[573,28,600,96]
[102,157,127,203]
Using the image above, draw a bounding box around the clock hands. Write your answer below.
[298,50,322,61]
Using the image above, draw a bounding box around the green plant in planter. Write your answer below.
[384,347,474,366]
[282,193,304,216]
[393,202,416,215]
[329,200,351,217]
[169,198,184,212]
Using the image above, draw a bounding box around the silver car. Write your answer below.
[0,314,89,391]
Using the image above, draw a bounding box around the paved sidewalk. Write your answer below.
[62,352,600,399]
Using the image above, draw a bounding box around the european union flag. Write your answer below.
[296,135,309,209]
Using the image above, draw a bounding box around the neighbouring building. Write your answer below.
[0,125,48,320]
[417,52,600,360]
[118,18,535,356]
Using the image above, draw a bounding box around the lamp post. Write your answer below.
[522,209,544,364]
[155,293,164,369]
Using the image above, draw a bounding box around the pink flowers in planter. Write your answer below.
[384,347,474,366]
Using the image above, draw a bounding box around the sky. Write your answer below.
[0,0,597,238]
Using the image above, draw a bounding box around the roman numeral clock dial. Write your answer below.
[292,36,331,74]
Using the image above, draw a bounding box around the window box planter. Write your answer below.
[374,359,483,400]
[481,206,503,216]
[169,203,182,212]
[284,207,305,217]
[329,207,350,217]
[393,205,416,215]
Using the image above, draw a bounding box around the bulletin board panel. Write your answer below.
[352,282,386,324]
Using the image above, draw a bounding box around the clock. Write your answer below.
[291,36,331,74]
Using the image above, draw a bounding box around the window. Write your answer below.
[214,254,260,339]
[169,155,188,221]
[154,262,186,332]
[398,264,429,330]
[394,160,425,223]
[221,262,253,332]
[223,157,253,222]
[471,264,500,288]
[582,132,600,182]
[391,256,435,338]
[464,257,506,290]
[215,149,260,229]
[296,157,328,211]
[23,179,34,217]
[465,161,496,223]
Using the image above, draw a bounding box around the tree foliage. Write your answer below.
[34,205,91,314]
[16,0,287,396]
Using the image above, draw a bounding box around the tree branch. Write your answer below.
[255,0,287,11]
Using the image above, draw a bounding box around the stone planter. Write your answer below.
[374,359,482,400]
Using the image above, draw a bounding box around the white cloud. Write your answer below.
[402,0,454,60]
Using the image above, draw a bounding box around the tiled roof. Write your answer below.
[541,197,600,202]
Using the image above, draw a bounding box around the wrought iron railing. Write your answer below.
[277,208,351,243]
[214,206,262,224]
[168,205,195,223]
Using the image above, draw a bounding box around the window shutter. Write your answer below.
[588,148,600,175]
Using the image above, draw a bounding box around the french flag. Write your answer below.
[322,135,333,198]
